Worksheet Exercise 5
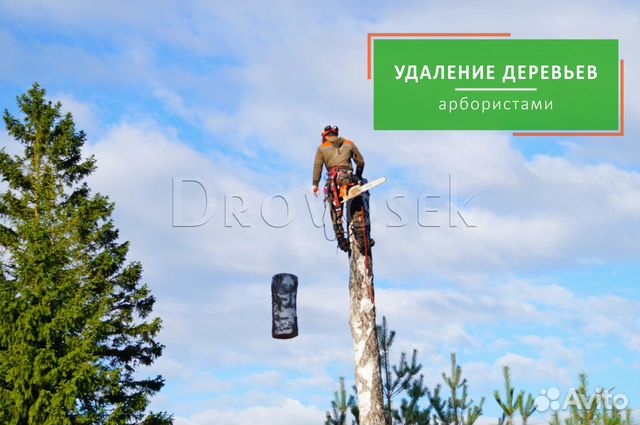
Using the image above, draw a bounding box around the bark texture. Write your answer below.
[271,273,299,339]
[348,229,385,425]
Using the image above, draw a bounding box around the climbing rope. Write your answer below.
[360,204,375,305]
[321,200,334,242]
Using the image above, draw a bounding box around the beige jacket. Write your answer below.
[312,136,365,186]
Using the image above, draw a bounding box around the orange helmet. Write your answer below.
[322,125,339,140]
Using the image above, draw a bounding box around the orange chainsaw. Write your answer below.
[341,177,387,203]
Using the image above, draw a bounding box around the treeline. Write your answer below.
[326,317,634,425]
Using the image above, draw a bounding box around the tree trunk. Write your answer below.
[348,229,385,425]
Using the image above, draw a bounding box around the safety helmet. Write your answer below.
[322,125,339,140]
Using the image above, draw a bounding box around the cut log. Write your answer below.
[271,273,299,339]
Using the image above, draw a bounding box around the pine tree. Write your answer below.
[565,373,597,425]
[564,373,634,425]
[518,392,536,425]
[393,374,431,425]
[547,375,636,425]
[378,315,399,425]
[0,84,167,424]
[494,366,535,425]
[348,384,360,425]
[494,366,520,425]
[428,353,484,425]
[326,377,349,425]
[549,412,562,425]
[378,316,422,425]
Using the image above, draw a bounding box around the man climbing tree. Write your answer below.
[0,84,170,424]
[313,124,384,425]
[312,125,374,254]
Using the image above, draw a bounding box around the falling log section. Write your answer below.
[347,212,385,425]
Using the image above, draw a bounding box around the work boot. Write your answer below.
[333,219,350,253]
[353,232,373,254]
[337,237,351,253]
[357,237,373,254]
[350,215,373,254]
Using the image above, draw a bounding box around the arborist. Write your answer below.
[312,125,374,254]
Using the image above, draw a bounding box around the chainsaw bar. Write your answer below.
[342,177,387,203]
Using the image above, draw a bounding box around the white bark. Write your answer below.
[348,231,385,425]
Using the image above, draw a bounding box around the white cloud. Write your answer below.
[51,92,99,133]
[496,352,573,386]
[174,398,325,425]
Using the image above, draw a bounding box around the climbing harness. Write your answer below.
[325,167,356,253]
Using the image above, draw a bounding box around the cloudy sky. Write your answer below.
[0,1,639,424]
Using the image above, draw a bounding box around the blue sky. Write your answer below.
[1,1,639,424]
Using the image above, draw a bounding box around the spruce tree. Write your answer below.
[0,84,167,424]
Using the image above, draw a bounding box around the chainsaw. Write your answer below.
[341,177,387,203]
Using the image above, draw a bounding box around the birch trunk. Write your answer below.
[348,231,385,425]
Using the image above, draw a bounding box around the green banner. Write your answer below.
[373,39,619,131]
